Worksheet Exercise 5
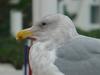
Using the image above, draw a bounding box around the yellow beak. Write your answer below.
[16,28,33,41]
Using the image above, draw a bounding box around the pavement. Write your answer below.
[0,63,23,75]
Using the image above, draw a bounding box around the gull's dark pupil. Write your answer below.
[42,22,46,26]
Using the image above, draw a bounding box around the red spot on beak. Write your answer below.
[27,37,37,41]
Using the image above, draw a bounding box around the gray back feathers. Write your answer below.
[54,35,100,75]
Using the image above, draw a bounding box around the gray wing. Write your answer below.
[54,35,100,75]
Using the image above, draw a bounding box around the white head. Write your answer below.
[16,14,78,43]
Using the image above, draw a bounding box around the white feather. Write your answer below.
[29,14,78,75]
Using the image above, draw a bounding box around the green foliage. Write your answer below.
[0,6,10,37]
[0,36,24,69]
[76,28,100,39]
[0,0,10,8]
[0,16,10,37]
[0,24,9,37]
[0,0,32,69]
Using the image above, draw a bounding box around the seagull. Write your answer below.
[16,14,100,75]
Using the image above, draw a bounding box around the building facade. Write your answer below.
[10,0,100,37]
[75,0,100,31]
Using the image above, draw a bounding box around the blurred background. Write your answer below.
[0,0,100,75]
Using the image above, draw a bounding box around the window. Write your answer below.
[91,5,100,24]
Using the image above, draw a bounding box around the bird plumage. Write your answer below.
[16,14,100,75]
[55,35,100,75]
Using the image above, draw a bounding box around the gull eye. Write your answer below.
[39,22,47,28]
[41,22,47,26]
